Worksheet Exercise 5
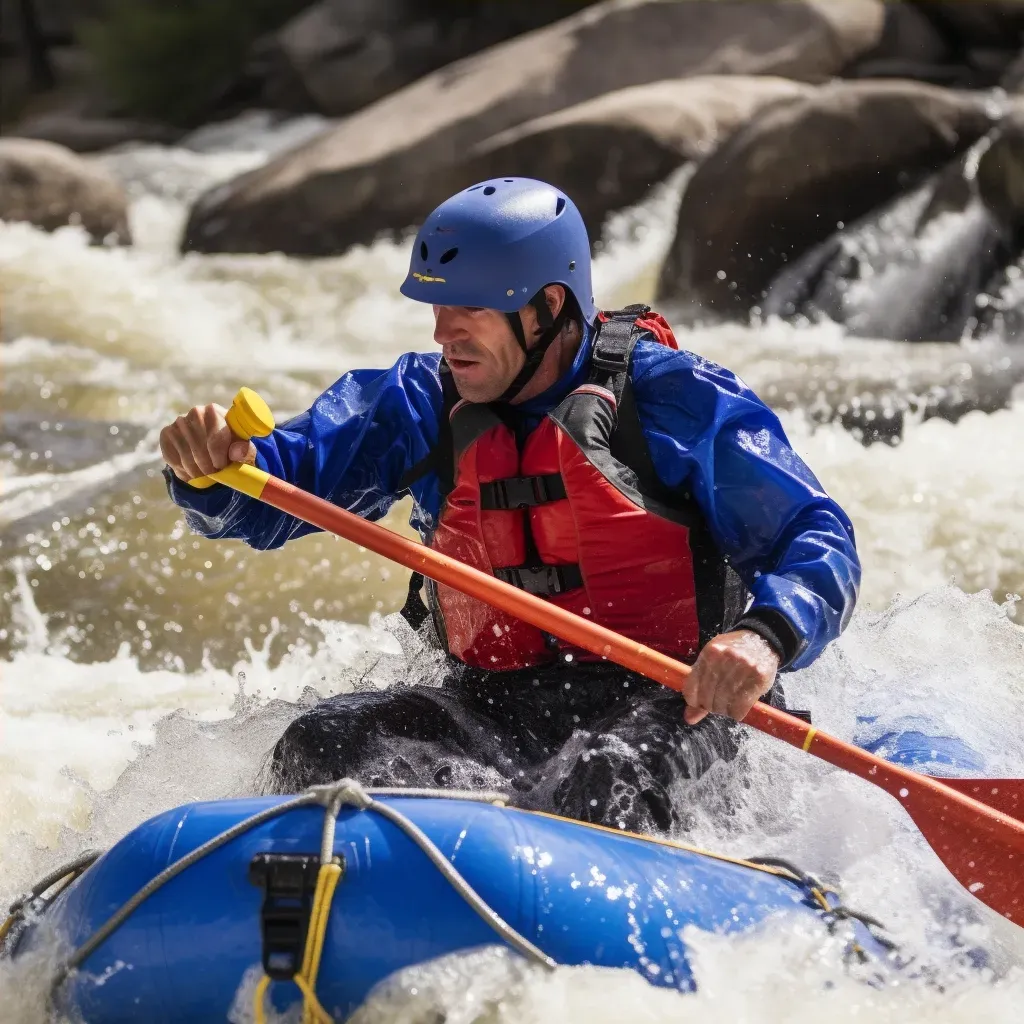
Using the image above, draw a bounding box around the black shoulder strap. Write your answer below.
[397,361,459,634]
[591,308,749,645]
[589,305,665,496]
[589,304,650,405]
[397,360,459,500]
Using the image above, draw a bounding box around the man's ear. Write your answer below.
[543,284,566,321]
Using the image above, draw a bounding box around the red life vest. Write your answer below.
[413,306,738,672]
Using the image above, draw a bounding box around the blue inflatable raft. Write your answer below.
[6,782,895,1022]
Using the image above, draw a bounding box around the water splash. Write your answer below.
[1,115,1023,1021]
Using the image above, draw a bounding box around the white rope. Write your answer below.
[48,781,553,1001]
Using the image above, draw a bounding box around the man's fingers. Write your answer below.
[228,440,257,465]
[181,408,220,476]
[683,705,708,725]
[684,630,781,726]
[164,428,202,481]
[158,426,185,479]
[725,683,762,722]
[681,664,713,725]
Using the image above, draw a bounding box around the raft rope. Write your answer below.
[745,856,899,956]
[11,783,895,1020]
[0,849,103,950]
[36,782,554,1022]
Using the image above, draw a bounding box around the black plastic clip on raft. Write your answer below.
[249,853,343,980]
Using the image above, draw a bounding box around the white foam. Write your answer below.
[1,120,1023,1022]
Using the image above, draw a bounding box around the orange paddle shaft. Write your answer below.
[192,390,1024,926]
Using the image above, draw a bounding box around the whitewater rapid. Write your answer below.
[1,117,1023,1021]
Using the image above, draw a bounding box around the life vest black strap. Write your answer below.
[400,570,431,630]
[397,361,459,499]
[586,305,670,498]
[480,473,567,510]
[493,563,582,596]
[589,304,651,410]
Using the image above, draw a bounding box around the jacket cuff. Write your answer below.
[162,465,234,516]
[732,608,802,669]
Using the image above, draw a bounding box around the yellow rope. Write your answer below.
[253,975,272,1024]
[802,726,818,753]
[252,862,343,1024]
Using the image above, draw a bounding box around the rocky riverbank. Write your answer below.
[3,0,1024,342]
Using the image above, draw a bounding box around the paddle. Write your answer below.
[187,389,1024,927]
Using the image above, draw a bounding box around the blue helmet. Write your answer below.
[400,177,596,324]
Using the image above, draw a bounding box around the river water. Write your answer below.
[1,116,1023,1020]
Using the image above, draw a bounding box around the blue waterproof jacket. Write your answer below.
[166,324,860,671]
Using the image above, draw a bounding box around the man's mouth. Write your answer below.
[446,354,478,371]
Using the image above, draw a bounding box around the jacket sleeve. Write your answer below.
[164,352,444,550]
[632,343,860,671]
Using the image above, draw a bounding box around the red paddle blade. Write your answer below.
[927,778,1024,826]
[908,780,1024,925]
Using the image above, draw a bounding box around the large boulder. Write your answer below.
[251,0,594,116]
[910,0,1024,48]
[183,0,885,256]
[0,138,131,244]
[976,108,1024,230]
[460,76,811,236]
[841,0,964,85]
[6,112,182,153]
[657,80,994,320]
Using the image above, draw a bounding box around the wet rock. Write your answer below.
[183,0,885,256]
[756,110,1024,345]
[657,80,993,321]
[976,109,1024,231]
[1001,50,1024,92]
[761,173,1003,343]
[5,112,182,154]
[454,76,811,238]
[0,138,131,244]
[843,0,957,83]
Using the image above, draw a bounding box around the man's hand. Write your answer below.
[159,403,256,483]
[681,629,780,725]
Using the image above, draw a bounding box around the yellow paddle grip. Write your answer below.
[186,387,275,497]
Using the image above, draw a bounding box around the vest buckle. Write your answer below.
[494,563,582,596]
[591,345,630,373]
[481,474,567,510]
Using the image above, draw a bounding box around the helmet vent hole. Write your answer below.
[483,185,496,195]
[419,241,428,260]
[504,179,514,182]
[467,184,484,191]
[439,247,459,264]
[555,197,566,216]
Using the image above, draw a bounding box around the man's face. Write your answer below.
[432,304,533,403]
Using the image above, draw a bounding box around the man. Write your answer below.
[161,178,859,833]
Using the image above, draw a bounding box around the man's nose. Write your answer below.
[433,306,465,346]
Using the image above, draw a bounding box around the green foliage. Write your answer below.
[82,0,312,126]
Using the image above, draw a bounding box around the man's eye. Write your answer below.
[463,306,483,313]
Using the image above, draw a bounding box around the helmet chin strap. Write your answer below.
[499,289,567,404]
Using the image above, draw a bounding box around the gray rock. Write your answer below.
[183,0,885,256]
[657,80,993,320]
[976,108,1024,229]
[841,0,964,84]
[5,112,182,153]
[461,76,811,236]
[910,0,1024,49]
[0,137,131,244]
[1001,49,1024,92]
[250,0,594,116]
